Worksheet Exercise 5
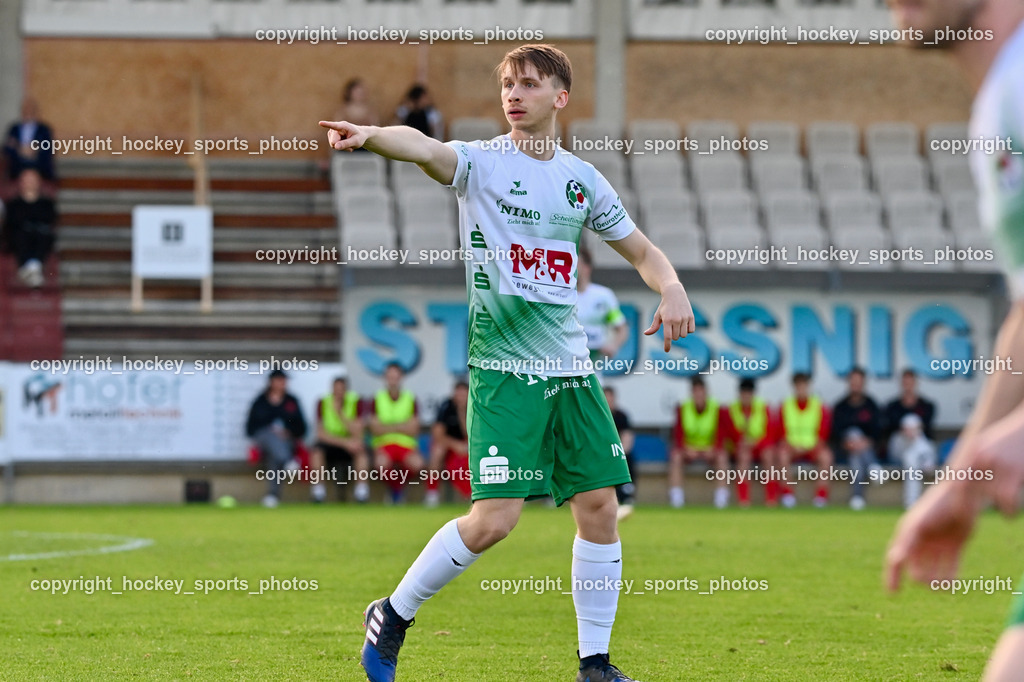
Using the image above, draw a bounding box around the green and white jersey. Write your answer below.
[445,135,636,376]
[576,282,626,351]
[970,21,1024,299]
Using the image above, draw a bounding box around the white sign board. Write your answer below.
[132,206,213,279]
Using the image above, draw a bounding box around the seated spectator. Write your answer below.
[602,385,637,520]
[777,372,834,508]
[245,369,308,507]
[669,376,727,508]
[425,378,471,507]
[335,78,379,128]
[394,84,444,140]
[842,427,880,510]
[723,378,778,507]
[1,168,57,288]
[369,362,425,504]
[889,413,936,508]
[4,97,55,181]
[883,368,936,450]
[309,374,369,503]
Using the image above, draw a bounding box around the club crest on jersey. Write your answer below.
[565,180,589,210]
[997,151,1024,193]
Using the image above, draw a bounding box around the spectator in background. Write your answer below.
[369,362,425,504]
[889,413,936,509]
[2,168,57,288]
[394,84,444,140]
[603,385,636,521]
[245,369,308,508]
[425,378,471,508]
[723,378,778,507]
[842,427,880,511]
[777,372,833,508]
[883,368,936,447]
[309,374,369,504]
[576,247,629,366]
[4,97,55,181]
[832,366,882,459]
[669,376,727,508]
[335,78,379,129]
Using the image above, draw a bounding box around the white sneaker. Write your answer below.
[813,496,827,508]
[616,503,634,521]
[669,488,685,509]
[354,481,370,503]
[311,483,326,503]
[261,494,279,508]
[781,493,796,509]
[424,489,440,508]
[714,488,730,509]
[285,458,300,472]
[849,495,866,511]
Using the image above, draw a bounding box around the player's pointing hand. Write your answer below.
[318,120,369,152]
[645,282,695,353]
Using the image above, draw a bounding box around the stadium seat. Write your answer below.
[591,240,630,269]
[706,226,767,268]
[617,188,639,223]
[686,120,740,154]
[811,154,868,195]
[831,227,892,270]
[891,226,956,271]
[865,122,920,159]
[338,186,394,226]
[702,190,759,230]
[824,190,883,232]
[576,150,628,191]
[569,118,624,146]
[872,156,929,197]
[770,226,830,270]
[763,190,822,233]
[932,156,977,195]
[341,220,398,263]
[391,160,438,198]
[331,153,387,193]
[806,121,860,159]
[657,225,706,268]
[885,190,944,233]
[690,153,746,194]
[750,155,807,195]
[628,119,682,152]
[398,187,457,237]
[925,122,969,162]
[746,121,800,156]
[955,229,1001,272]
[639,189,698,232]
[630,154,687,192]
[946,191,981,234]
[448,117,503,142]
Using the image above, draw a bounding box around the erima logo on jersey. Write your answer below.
[509,180,527,196]
[479,446,509,484]
[566,180,589,210]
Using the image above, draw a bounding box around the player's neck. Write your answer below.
[952,7,1024,91]
[509,125,559,161]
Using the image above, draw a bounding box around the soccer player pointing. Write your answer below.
[883,0,1024,678]
[322,44,694,682]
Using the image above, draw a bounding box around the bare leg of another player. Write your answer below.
[712,447,730,509]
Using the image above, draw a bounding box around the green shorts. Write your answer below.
[1009,573,1024,627]
[467,367,630,506]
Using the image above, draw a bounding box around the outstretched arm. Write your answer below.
[606,229,695,352]
[318,120,457,185]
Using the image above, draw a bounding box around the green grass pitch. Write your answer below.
[2,504,1023,680]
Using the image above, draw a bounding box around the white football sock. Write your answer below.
[389,519,480,621]
[573,537,622,659]
[669,486,684,508]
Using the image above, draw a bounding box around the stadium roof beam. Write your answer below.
[594,0,627,135]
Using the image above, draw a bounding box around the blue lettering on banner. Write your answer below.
[904,305,972,379]
[426,303,469,374]
[357,302,421,375]
[721,303,779,377]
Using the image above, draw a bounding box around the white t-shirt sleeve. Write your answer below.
[585,168,636,242]
[444,140,496,200]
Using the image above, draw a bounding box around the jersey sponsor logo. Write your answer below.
[479,446,509,484]
[565,180,589,211]
[495,198,541,222]
[497,233,578,304]
[509,180,528,196]
[611,443,626,459]
[592,198,627,232]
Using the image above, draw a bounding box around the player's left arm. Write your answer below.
[607,229,694,352]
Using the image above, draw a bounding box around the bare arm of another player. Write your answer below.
[318,120,457,185]
[607,229,695,352]
[600,323,629,358]
[620,426,635,455]
[887,302,1024,590]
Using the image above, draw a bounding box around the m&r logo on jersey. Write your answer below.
[566,180,589,211]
